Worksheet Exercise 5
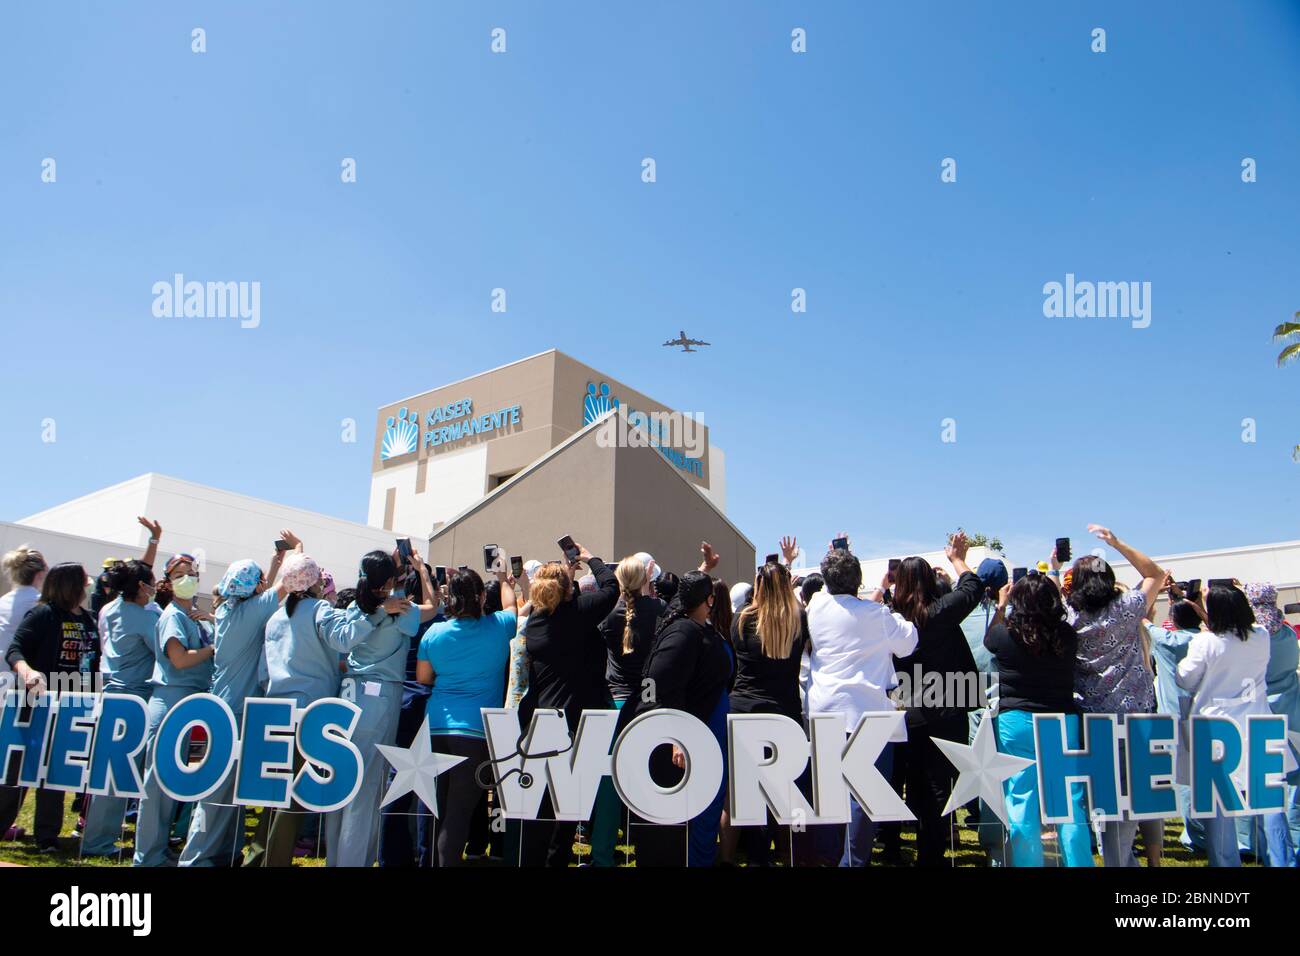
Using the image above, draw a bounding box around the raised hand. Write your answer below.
[699,541,720,572]
[1087,524,1118,547]
[946,530,969,563]
[780,535,799,564]
[137,516,162,539]
[279,529,302,550]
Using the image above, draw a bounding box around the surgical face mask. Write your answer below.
[172,575,199,600]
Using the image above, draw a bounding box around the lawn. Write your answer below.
[1,793,1229,868]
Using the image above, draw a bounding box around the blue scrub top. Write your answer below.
[264,598,376,708]
[151,603,214,691]
[1147,624,1197,717]
[99,597,161,695]
[417,610,515,737]
[211,589,282,715]
[345,603,421,683]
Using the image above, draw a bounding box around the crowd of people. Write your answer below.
[0,516,1297,868]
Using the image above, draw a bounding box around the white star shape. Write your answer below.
[376,714,467,820]
[932,716,1035,828]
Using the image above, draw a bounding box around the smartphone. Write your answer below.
[1183,578,1202,600]
[396,538,413,564]
[1284,602,1300,616]
[434,566,447,586]
[457,565,469,572]
[887,558,901,582]
[1208,578,1235,590]
[1012,567,1028,583]
[510,555,524,578]
[1055,537,1071,563]
[557,534,580,562]
[764,553,780,566]
[274,539,291,552]
[483,544,500,573]
[832,537,849,551]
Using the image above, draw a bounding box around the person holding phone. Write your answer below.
[886,530,984,868]
[414,566,517,865]
[179,531,300,867]
[984,575,1092,867]
[1177,583,1297,866]
[515,539,619,866]
[244,552,395,866]
[806,544,918,867]
[322,550,421,866]
[1066,526,1163,867]
[1245,582,1300,857]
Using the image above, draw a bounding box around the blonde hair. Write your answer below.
[2,545,47,587]
[738,563,801,659]
[614,556,649,654]
[529,562,571,615]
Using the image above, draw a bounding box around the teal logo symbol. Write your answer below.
[583,382,619,426]
[381,407,420,460]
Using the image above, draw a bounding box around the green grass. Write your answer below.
[1,795,1234,867]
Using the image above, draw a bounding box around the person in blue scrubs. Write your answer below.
[80,560,161,857]
[326,549,438,867]
[132,554,215,867]
[1248,583,1300,860]
[1144,592,1205,852]
[179,533,298,867]
[244,553,390,866]
[415,565,516,865]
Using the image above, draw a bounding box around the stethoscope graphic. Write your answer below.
[475,731,575,791]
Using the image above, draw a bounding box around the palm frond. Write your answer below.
[1277,341,1300,367]
[1272,320,1300,342]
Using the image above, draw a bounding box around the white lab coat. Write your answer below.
[1176,624,1298,787]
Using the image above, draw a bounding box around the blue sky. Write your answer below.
[3,1,1299,571]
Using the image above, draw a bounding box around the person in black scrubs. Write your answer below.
[618,570,734,866]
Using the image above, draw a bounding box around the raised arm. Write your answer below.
[138,516,163,569]
[1088,525,1165,612]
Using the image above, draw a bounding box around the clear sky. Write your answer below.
[3,1,1299,571]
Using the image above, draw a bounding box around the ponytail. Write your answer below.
[613,555,649,655]
[355,550,399,615]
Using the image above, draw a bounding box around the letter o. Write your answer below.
[611,709,722,825]
[154,693,237,802]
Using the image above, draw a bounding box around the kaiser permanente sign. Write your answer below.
[1,690,1294,825]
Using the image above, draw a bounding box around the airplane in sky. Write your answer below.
[663,330,710,352]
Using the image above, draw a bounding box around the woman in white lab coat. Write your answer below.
[1176,583,1297,867]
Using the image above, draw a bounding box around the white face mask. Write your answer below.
[172,575,199,600]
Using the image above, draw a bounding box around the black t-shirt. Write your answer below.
[983,620,1079,714]
[728,611,808,720]
[6,603,99,687]
[600,594,666,700]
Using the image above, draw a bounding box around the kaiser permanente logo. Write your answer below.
[587,382,706,478]
[380,400,523,461]
[1042,273,1151,329]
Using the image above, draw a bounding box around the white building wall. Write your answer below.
[1107,540,1300,589]
[368,445,490,536]
[18,474,417,591]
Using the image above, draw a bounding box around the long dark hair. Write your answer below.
[1206,584,1254,641]
[356,550,399,615]
[103,560,154,604]
[446,568,485,620]
[1007,574,1070,656]
[1068,555,1118,614]
[655,570,714,637]
[892,557,938,628]
[708,578,732,639]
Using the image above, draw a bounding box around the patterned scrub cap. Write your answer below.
[218,560,263,600]
[1245,582,1284,634]
[281,553,322,593]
